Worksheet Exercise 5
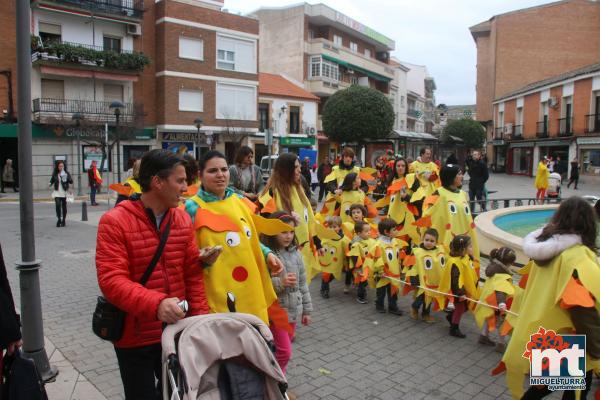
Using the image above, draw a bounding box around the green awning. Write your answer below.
[321,54,392,83]
[0,123,155,140]
[0,124,17,138]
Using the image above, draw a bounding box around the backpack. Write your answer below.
[1,350,48,400]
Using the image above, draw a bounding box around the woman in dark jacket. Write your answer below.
[0,243,21,358]
[49,161,73,227]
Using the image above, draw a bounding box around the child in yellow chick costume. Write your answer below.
[494,198,600,400]
[347,221,378,304]
[334,173,377,224]
[318,216,350,299]
[409,148,440,213]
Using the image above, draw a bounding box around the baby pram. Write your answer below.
[162,312,288,400]
[547,172,562,198]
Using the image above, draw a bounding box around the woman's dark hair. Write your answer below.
[261,153,309,213]
[52,160,67,176]
[348,203,367,219]
[354,220,369,234]
[594,199,600,220]
[390,157,408,182]
[378,218,397,235]
[490,247,516,265]
[449,234,471,257]
[234,146,253,166]
[198,150,227,173]
[138,149,184,192]
[340,172,358,191]
[423,228,439,241]
[440,164,461,188]
[260,210,298,250]
[536,196,598,251]
[182,154,199,185]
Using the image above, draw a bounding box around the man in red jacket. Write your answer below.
[96,149,210,400]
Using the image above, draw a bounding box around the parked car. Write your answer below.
[260,155,279,183]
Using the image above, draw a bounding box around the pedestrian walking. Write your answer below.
[300,157,311,189]
[310,164,319,195]
[534,157,550,203]
[1,158,18,193]
[96,149,211,400]
[87,160,102,206]
[566,157,579,189]
[316,158,332,201]
[466,150,489,212]
[49,161,73,227]
[228,146,263,201]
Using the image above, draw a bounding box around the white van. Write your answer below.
[259,155,279,182]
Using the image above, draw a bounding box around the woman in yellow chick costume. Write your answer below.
[535,156,550,204]
[409,147,440,215]
[184,151,291,329]
[494,197,600,400]
[259,153,323,283]
[334,172,377,224]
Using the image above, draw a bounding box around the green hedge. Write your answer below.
[32,37,150,71]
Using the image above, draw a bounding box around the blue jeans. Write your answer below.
[90,184,98,204]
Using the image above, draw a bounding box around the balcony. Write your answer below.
[586,114,600,134]
[33,0,144,21]
[536,121,548,138]
[31,40,150,72]
[33,98,135,123]
[512,125,523,140]
[558,117,573,137]
[407,108,421,120]
[305,78,350,97]
[494,127,503,140]
[305,38,395,83]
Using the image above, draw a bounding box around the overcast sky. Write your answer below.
[224,0,555,106]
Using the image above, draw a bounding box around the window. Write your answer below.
[41,79,64,99]
[333,34,342,47]
[103,36,121,53]
[308,29,315,39]
[216,83,256,120]
[498,111,504,127]
[308,56,339,82]
[400,95,405,107]
[350,42,358,53]
[104,84,123,102]
[179,89,203,112]
[259,103,270,132]
[364,48,371,58]
[289,106,300,134]
[179,37,204,61]
[216,35,256,73]
[516,107,523,125]
[350,76,358,85]
[39,22,61,45]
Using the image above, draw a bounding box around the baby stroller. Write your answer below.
[162,311,288,400]
[547,172,562,198]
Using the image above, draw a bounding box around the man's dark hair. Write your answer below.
[138,149,184,192]
[378,218,397,235]
[183,154,199,185]
[420,147,430,156]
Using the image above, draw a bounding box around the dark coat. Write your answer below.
[49,171,73,191]
[467,159,489,189]
[0,243,21,350]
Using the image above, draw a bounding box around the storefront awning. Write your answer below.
[392,130,439,141]
[0,123,154,140]
[509,141,535,148]
[321,54,392,83]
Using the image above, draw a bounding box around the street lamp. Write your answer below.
[194,117,203,158]
[109,101,124,182]
[72,113,83,196]
[205,131,214,150]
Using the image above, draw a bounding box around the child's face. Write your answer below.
[276,230,295,248]
[358,225,371,240]
[422,234,437,250]
[351,209,364,222]
[467,243,474,257]
[353,175,361,189]
[330,223,341,233]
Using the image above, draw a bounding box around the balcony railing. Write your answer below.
[33,98,135,123]
[407,108,420,119]
[31,40,150,71]
[558,117,573,137]
[37,0,144,19]
[494,127,503,140]
[586,114,600,134]
[536,121,548,138]
[512,125,523,140]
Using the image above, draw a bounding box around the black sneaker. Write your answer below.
[375,304,386,313]
[356,297,368,304]
[320,290,330,299]
[449,326,466,339]
[56,220,61,227]
[388,307,403,316]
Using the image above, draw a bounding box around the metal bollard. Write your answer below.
[81,201,88,221]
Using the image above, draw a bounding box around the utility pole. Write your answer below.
[15,0,58,382]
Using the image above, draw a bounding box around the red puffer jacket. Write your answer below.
[96,200,209,348]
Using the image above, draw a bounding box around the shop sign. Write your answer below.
[162,132,200,142]
[279,136,316,146]
[491,139,505,146]
[509,142,534,148]
[334,12,395,48]
[577,137,600,145]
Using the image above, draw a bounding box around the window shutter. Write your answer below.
[41,79,64,99]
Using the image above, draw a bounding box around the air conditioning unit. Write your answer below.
[127,23,142,36]
[346,68,355,74]
[504,123,513,134]
[548,96,559,108]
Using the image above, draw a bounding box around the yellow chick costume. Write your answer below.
[369,238,407,292]
[375,175,420,244]
[347,238,378,284]
[496,245,600,399]
[109,176,141,198]
[474,273,518,331]
[438,255,480,304]
[409,160,440,205]
[534,161,549,190]
[404,246,447,310]
[318,234,351,282]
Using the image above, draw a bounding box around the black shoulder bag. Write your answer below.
[92,221,172,341]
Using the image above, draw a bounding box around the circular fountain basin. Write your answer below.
[475,205,558,265]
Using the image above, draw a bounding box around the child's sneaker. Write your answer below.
[478,334,496,346]
[356,297,368,304]
[422,314,436,323]
[375,304,386,313]
[343,285,350,294]
[388,307,403,316]
[494,342,506,353]
[445,302,455,312]
[410,308,419,320]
